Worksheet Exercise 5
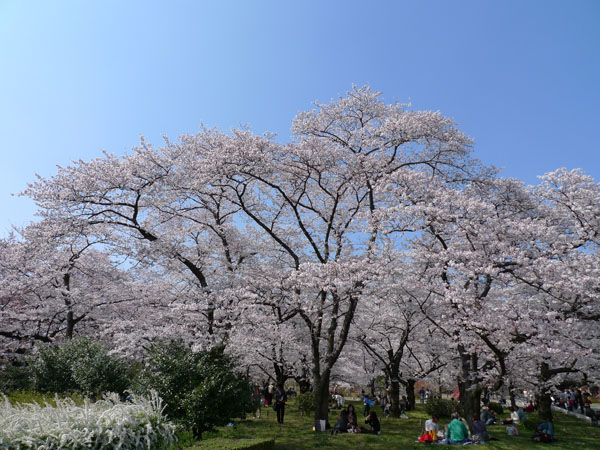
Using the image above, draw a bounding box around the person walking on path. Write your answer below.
[274,383,288,424]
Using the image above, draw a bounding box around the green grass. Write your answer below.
[4,389,85,406]
[179,402,600,450]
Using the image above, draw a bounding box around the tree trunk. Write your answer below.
[390,377,401,417]
[509,389,517,410]
[458,350,481,432]
[536,390,553,422]
[458,380,481,432]
[273,362,288,387]
[369,378,376,398]
[406,379,416,411]
[313,372,331,421]
[537,362,554,422]
[66,310,74,339]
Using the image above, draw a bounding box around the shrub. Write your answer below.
[425,397,463,418]
[487,401,503,415]
[0,363,31,392]
[134,341,255,439]
[296,391,314,416]
[31,337,129,397]
[0,391,175,449]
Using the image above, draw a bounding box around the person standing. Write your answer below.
[274,383,288,424]
[251,385,262,418]
[363,395,373,416]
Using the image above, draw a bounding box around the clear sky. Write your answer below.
[1,0,599,236]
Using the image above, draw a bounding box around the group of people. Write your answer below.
[553,388,597,419]
[418,388,433,404]
[420,404,556,444]
[360,389,409,418]
[251,383,288,424]
[420,412,485,445]
[331,404,381,434]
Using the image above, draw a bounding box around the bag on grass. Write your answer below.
[418,432,433,443]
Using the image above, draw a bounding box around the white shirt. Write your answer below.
[425,419,439,432]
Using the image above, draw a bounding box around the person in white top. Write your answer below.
[510,407,520,424]
[425,415,439,433]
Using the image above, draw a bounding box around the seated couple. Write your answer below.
[332,406,381,434]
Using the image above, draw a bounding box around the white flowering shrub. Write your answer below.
[0,391,176,449]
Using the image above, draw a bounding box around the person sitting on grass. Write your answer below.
[424,415,439,441]
[516,406,527,424]
[330,410,349,434]
[480,406,496,425]
[471,413,490,443]
[346,404,358,432]
[399,395,408,415]
[358,411,381,434]
[532,422,553,442]
[447,412,470,445]
[524,401,535,413]
[502,406,518,425]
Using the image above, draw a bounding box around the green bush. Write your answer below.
[134,341,255,439]
[425,397,463,418]
[31,337,129,397]
[188,438,275,449]
[296,391,314,416]
[487,401,503,415]
[0,363,31,392]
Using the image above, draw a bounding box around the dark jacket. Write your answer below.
[274,388,287,404]
[365,415,381,433]
[472,420,489,441]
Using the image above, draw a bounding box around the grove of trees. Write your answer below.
[1,86,598,428]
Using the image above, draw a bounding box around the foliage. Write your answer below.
[295,392,315,416]
[187,438,274,449]
[30,337,129,396]
[0,364,31,392]
[0,391,175,449]
[424,397,463,418]
[134,340,255,439]
[487,401,503,415]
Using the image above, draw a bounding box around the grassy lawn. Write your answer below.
[181,401,600,449]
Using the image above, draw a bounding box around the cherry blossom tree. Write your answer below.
[376,168,599,424]
[24,86,482,420]
[0,220,139,360]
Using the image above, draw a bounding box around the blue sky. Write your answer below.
[1,0,599,236]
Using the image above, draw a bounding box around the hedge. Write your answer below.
[425,397,463,418]
[187,438,275,450]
